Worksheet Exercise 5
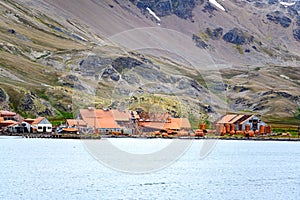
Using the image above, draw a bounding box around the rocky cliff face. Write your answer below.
[130,0,204,20]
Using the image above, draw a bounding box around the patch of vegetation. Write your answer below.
[188,114,200,130]
[234,44,244,54]
[36,89,49,100]
[254,67,260,71]
[198,32,210,41]
[272,127,298,137]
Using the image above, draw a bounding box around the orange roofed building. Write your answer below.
[140,117,191,133]
[31,117,52,133]
[215,114,268,135]
[0,110,18,128]
[77,108,138,134]
[66,119,87,127]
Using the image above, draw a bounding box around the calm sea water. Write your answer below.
[0,137,299,200]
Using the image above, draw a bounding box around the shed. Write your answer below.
[32,117,52,133]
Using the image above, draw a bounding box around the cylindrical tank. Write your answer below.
[259,125,265,134]
[200,124,206,130]
[230,124,235,131]
[230,130,235,135]
[221,126,226,136]
[236,130,243,135]
[225,124,230,133]
[265,126,271,134]
[249,130,255,137]
[245,124,250,132]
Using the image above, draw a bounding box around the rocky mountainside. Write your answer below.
[0,0,299,126]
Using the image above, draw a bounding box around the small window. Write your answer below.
[47,127,52,130]
[38,126,43,130]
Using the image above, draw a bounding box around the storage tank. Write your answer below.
[265,126,271,134]
[200,124,206,130]
[230,124,235,131]
[221,126,226,136]
[249,130,255,137]
[236,130,243,135]
[225,124,230,133]
[245,124,250,132]
[259,125,265,134]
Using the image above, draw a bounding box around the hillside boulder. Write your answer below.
[222,28,253,45]
[266,12,292,28]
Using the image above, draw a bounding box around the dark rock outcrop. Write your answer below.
[112,57,143,74]
[233,85,248,92]
[296,16,300,26]
[190,80,204,92]
[8,29,16,34]
[206,27,223,40]
[266,12,292,28]
[18,93,56,116]
[79,55,112,76]
[202,2,217,14]
[20,93,35,111]
[102,67,117,78]
[110,73,120,81]
[268,0,278,5]
[288,7,298,17]
[280,16,292,28]
[132,0,204,20]
[192,34,208,48]
[222,28,253,45]
[293,29,300,41]
[0,88,6,103]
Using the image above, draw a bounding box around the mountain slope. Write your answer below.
[0,0,299,127]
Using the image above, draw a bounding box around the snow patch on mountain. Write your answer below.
[209,0,226,12]
[146,7,161,22]
[279,2,296,8]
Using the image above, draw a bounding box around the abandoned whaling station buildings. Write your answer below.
[215,114,271,136]
[0,110,52,133]
[68,108,192,136]
[1,108,272,138]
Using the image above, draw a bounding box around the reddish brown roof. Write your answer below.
[0,110,16,117]
[24,118,35,124]
[0,120,17,125]
[239,115,254,125]
[141,118,190,131]
[141,122,166,130]
[171,118,191,129]
[228,115,245,123]
[32,117,44,125]
[79,109,119,129]
[216,114,237,124]
[66,119,87,127]
[164,121,180,130]
[111,110,132,121]
[216,114,255,125]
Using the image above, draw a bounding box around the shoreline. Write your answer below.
[0,133,299,142]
